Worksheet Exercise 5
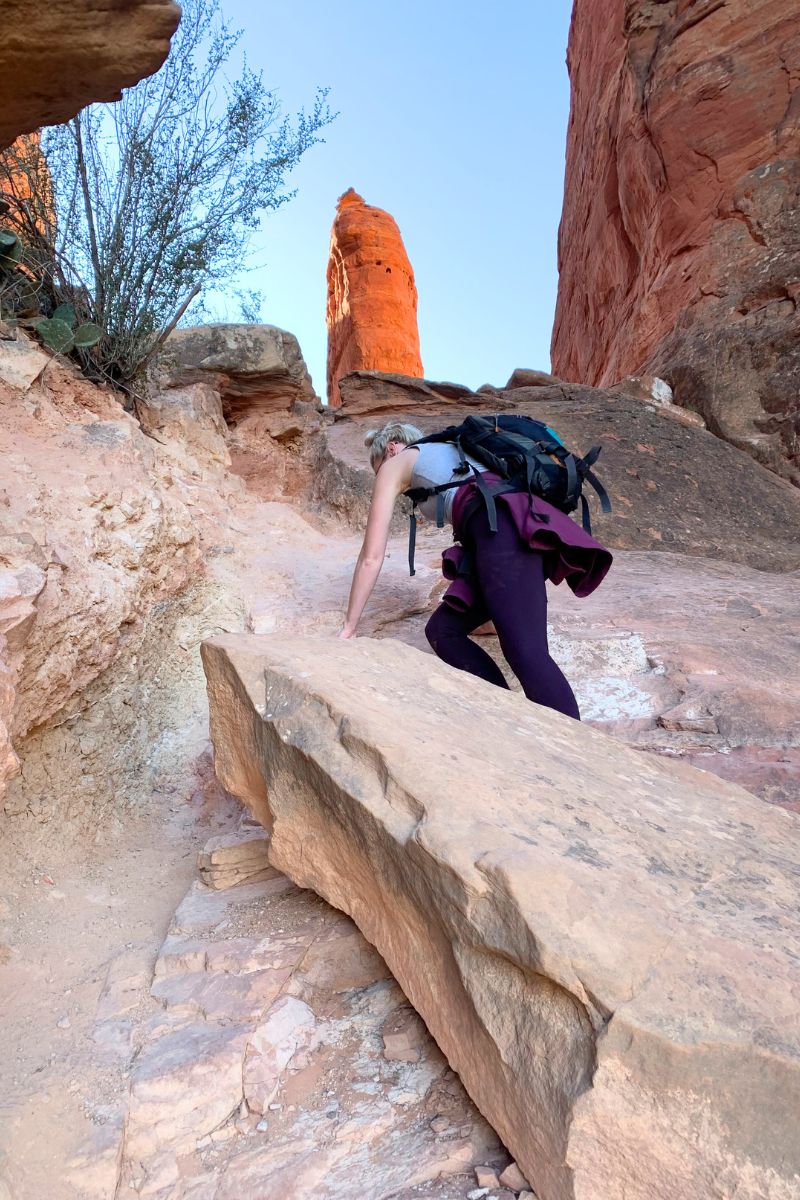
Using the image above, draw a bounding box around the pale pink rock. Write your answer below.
[197,828,273,890]
[0,341,202,816]
[242,996,318,1114]
[118,864,499,1198]
[150,965,292,1022]
[202,633,800,1200]
[500,1161,532,1190]
[383,1028,422,1063]
[125,1023,248,1180]
[0,335,49,391]
[475,1166,501,1189]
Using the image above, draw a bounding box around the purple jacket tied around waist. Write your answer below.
[440,476,613,612]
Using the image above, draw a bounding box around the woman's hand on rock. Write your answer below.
[338,626,356,640]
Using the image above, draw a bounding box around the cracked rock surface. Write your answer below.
[202,633,800,1200]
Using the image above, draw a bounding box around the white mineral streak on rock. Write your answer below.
[202,632,800,1200]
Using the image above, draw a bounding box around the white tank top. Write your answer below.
[407,443,486,525]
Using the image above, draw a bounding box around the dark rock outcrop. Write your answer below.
[321,372,800,572]
[159,324,319,425]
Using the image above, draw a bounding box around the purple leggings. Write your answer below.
[425,506,580,719]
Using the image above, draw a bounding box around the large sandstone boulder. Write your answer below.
[326,190,424,408]
[159,324,319,424]
[0,0,180,150]
[202,633,800,1200]
[552,0,800,482]
[318,371,800,572]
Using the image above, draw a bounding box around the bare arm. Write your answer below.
[341,450,417,637]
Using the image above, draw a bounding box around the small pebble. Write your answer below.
[256,1119,268,1133]
[500,1162,531,1191]
[475,1168,500,1190]
[467,1190,489,1200]
[57,1016,70,1029]
[268,1103,282,1111]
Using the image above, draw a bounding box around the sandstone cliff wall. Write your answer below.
[551,0,800,481]
[0,347,201,818]
[326,189,423,408]
[0,324,319,829]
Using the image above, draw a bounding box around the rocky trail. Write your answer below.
[1,0,798,1195]
[1,327,799,1200]
[0,504,511,1197]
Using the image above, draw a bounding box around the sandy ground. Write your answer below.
[1,471,797,1198]
[0,495,456,1200]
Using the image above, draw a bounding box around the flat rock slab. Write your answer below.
[118,826,500,1198]
[202,633,800,1200]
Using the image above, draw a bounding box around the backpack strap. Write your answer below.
[408,508,418,576]
[562,451,580,507]
[584,466,612,514]
[579,494,592,535]
[404,478,474,575]
[471,469,499,532]
[452,437,472,477]
[436,491,446,529]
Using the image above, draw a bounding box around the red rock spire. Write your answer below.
[326,189,423,408]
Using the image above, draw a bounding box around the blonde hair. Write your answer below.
[363,421,423,470]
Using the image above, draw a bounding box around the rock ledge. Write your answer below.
[202,633,800,1200]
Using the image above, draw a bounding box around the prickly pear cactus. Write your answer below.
[35,317,75,354]
[0,229,23,273]
[35,309,102,355]
[73,323,102,348]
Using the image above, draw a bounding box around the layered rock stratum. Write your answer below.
[0,0,181,150]
[551,0,800,482]
[159,324,319,423]
[326,189,424,408]
[202,632,800,1200]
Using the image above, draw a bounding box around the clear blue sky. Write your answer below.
[222,0,573,400]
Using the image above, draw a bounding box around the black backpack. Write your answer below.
[403,413,611,575]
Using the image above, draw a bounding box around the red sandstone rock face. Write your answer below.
[552,0,800,481]
[0,0,180,150]
[326,189,423,408]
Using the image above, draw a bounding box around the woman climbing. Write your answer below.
[339,419,612,720]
